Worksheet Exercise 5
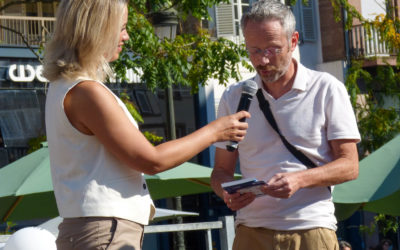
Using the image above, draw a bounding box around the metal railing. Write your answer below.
[145,216,235,250]
[349,24,397,58]
[0,16,55,46]
[0,216,236,250]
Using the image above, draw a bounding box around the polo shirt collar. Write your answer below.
[291,59,308,91]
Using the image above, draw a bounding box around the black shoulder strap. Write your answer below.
[256,89,331,192]
[256,89,317,168]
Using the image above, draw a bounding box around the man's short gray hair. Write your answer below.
[240,0,296,40]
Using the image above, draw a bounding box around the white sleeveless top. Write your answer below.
[45,77,155,225]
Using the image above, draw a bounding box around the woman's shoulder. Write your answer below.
[68,80,113,101]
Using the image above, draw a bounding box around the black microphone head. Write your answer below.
[242,80,258,96]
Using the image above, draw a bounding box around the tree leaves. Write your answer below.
[345,60,400,155]
[112,1,252,94]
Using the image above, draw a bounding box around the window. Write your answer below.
[1,0,58,17]
[25,2,38,16]
[42,2,58,17]
[294,0,317,43]
[1,0,23,16]
[134,90,162,115]
[0,90,44,147]
[215,2,235,37]
[233,0,251,38]
[215,0,254,41]
[135,90,153,114]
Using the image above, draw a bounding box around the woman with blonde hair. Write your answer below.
[43,0,249,249]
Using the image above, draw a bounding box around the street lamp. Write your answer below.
[152,9,186,250]
[152,9,178,141]
[152,9,178,40]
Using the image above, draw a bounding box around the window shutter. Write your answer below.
[301,1,316,41]
[215,2,235,38]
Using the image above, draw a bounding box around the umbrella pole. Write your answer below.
[2,196,23,222]
[187,178,211,187]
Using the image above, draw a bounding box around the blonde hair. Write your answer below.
[43,0,128,82]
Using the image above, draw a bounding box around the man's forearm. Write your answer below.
[210,169,235,198]
[299,157,358,188]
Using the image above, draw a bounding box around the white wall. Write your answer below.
[361,0,386,20]
[317,60,346,83]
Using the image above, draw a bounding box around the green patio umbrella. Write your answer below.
[145,162,241,200]
[0,145,57,223]
[333,135,400,221]
[0,144,240,222]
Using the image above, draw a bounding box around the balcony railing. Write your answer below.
[349,24,397,58]
[0,16,56,46]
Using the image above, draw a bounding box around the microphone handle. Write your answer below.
[226,93,253,152]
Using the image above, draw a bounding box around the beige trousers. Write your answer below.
[233,224,339,250]
[56,217,144,250]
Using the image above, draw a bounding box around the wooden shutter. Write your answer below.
[300,0,316,41]
[215,2,235,38]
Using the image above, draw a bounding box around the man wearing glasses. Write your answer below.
[211,1,361,249]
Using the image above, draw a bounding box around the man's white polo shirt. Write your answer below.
[215,60,360,230]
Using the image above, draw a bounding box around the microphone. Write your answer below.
[226,80,258,152]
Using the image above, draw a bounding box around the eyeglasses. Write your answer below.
[246,47,282,58]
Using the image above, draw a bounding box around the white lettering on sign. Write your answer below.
[8,64,48,83]
[8,64,142,84]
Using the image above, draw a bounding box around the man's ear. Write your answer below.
[290,31,300,51]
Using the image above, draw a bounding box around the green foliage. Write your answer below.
[345,61,400,154]
[119,92,144,124]
[129,0,230,20]
[372,14,400,60]
[119,92,164,144]
[143,131,164,145]
[0,221,17,235]
[360,214,399,236]
[329,0,364,29]
[113,1,252,93]
[344,32,400,237]
[327,0,400,236]
[27,135,47,153]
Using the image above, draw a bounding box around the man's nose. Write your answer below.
[257,55,270,66]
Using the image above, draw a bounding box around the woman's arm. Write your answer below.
[64,80,249,174]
